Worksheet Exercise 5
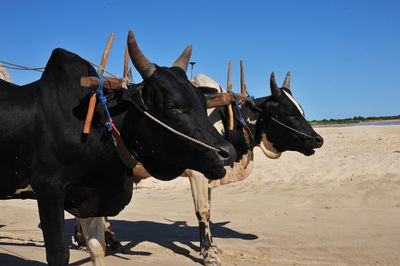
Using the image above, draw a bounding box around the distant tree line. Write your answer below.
[310,115,400,125]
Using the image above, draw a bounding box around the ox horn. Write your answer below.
[172,45,192,72]
[127,30,156,79]
[270,72,281,98]
[282,71,290,88]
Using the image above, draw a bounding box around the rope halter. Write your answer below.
[129,86,221,153]
[246,92,316,140]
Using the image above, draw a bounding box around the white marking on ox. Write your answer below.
[282,90,304,116]
[13,185,34,196]
[76,217,106,266]
[246,117,257,125]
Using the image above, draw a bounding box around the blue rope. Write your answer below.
[85,74,138,168]
[228,91,256,148]
[94,73,112,131]
[229,91,246,126]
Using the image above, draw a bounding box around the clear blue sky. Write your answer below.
[1,0,399,120]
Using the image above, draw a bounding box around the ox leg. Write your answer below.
[74,217,87,249]
[75,216,124,254]
[77,217,106,266]
[35,183,69,266]
[103,217,125,253]
[188,171,221,266]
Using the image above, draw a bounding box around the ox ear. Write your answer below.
[282,72,290,89]
[127,30,156,79]
[173,45,192,72]
[270,72,281,98]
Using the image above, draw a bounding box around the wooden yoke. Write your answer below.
[226,60,234,131]
[80,46,129,90]
[206,60,248,108]
[206,92,247,108]
[81,76,123,89]
[82,33,115,134]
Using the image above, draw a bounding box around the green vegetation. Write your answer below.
[310,115,400,125]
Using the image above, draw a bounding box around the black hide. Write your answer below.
[0,48,234,214]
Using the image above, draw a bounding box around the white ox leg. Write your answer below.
[76,217,106,266]
[188,170,221,266]
[74,217,87,248]
[103,217,124,252]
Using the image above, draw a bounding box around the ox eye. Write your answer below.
[172,108,183,114]
[166,103,184,114]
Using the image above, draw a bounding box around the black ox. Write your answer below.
[186,72,324,265]
[78,71,325,266]
[0,31,235,265]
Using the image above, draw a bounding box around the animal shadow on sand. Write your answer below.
[0,223,46,265]
[66,218,258,265]
[0,253,47,265]
[0,220,257,265]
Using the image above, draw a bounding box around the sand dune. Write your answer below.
[1,125,399,265]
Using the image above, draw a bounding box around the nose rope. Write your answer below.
[246,95,315,139]
[128,87,221,153]
[91,76,221,153]
[268,115,315,139]
[140,110,221,152]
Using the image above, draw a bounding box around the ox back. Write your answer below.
[0,49,133,217]
[0,28,237,265]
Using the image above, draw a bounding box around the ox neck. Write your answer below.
[250,96,272,143]
[231,96,279,148]
[226,100,263,161]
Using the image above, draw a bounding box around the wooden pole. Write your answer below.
[206,92,248,108]
[240,60,247,95]
[123,45,129,79]
[98,33,115,75]
[80,76,122,89]
[83,33,115,134]
[226,60,234,131]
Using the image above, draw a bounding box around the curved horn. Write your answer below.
[172,45,192,72]
[282,71,290,88]
[127,30,155,79]
[270,72,281,98]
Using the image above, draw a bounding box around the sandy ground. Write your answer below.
[1,125,400,265]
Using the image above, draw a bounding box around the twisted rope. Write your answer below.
[141,110,221,152]
[0,59,120,78]
[246,92,315,139]
[2,59,220,152]
[0,60,44,72]
[229,91,257,149]
[84,59,119,79]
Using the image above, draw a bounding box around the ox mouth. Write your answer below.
[276,142,316,156]
[203,166,226,180]
[302,149,315,156]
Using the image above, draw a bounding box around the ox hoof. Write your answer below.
[77,245,89,253]
[203,250,221,266]
[107,240,126,254]
[211,245,223,254]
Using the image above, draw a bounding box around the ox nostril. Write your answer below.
[216,144,236,166]
[217,146,230,159]
[314,135,324,147]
